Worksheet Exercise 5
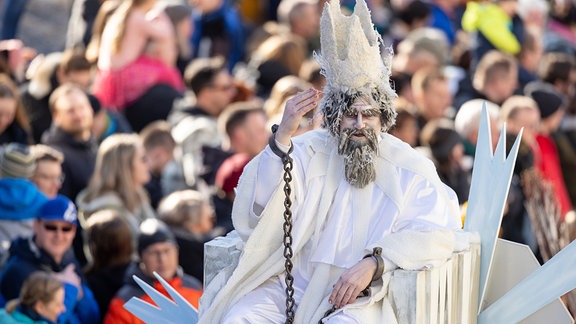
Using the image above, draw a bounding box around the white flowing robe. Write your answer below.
[199,130,461,323]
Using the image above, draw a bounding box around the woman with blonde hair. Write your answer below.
[0,272,65,324]
[91,0,184,111]
[77,133,154,236]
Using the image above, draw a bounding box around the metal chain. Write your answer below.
[281,153,296,324]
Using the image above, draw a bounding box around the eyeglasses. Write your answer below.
[43,223,74,233]
[35,173,65,183]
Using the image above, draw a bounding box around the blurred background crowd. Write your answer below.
[0,0,575,322]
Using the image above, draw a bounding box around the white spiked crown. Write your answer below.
[315,0,397,135]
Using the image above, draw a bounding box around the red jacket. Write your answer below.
[535,134,573,217]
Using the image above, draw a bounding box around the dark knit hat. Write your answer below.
[138,219,177,255]
[524,81,566,119]
[0,143,36,179]
[38,195,78,224]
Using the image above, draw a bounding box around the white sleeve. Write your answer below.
[252,141,291,215]
[394,173,461,232]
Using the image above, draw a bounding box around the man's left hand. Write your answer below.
[329,257,377,308]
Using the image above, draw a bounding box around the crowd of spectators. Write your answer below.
[0,0,575,321]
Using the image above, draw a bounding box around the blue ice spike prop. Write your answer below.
[478,239,576,323]
[123,272,198,324]
[463,102,523,312]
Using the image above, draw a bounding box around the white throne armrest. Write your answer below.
[202,231,243,307]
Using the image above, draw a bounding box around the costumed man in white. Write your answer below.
[199,0,462,322]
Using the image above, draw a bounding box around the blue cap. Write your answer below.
[37,195,78,224]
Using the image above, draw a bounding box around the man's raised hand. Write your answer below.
[275,88,321,146]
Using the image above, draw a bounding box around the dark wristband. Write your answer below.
[268,124,293,159]
[363,247,384,282]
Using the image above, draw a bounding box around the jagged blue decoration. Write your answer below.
[123,272,198,324]
[463,102,522,313]
[478,239,576,323]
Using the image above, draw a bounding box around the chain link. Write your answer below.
[281,154,296,323]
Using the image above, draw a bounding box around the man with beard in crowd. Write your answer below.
[199,0,461,323]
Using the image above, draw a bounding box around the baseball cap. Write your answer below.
[37,195,78,224]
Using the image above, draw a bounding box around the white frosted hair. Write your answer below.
[455,99,499,137]
[315,0,397,136]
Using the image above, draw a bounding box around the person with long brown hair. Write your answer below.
[84,209,134,319]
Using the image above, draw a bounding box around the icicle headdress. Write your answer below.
[315,0,397,136]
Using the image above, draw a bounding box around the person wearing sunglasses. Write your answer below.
[0,195,100,324]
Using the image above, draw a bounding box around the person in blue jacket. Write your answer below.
[190,0,245,71]
[0,195,100,324]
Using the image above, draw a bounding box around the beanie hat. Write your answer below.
[0,143,37,179]
[524,81,566,119]
[138,219,177,255]
[37,194,78,224]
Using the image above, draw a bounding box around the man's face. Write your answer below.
[34,219,76,263]
[238,111,269,157]
[31,160,63,198]
[52,90,93,137]
[421,79,452,120]
[337,98,381,188]
[207,71,236,115]
[140,242,179,280]
[494,70,518,104]
[339,98,382,139]
[508,107,540,146]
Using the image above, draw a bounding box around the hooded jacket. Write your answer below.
[0,179,47,262]
[0,179,47,221]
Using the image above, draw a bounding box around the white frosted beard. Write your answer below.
[338,128,379,188]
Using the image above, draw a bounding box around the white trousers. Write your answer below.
[221,277,379,324]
